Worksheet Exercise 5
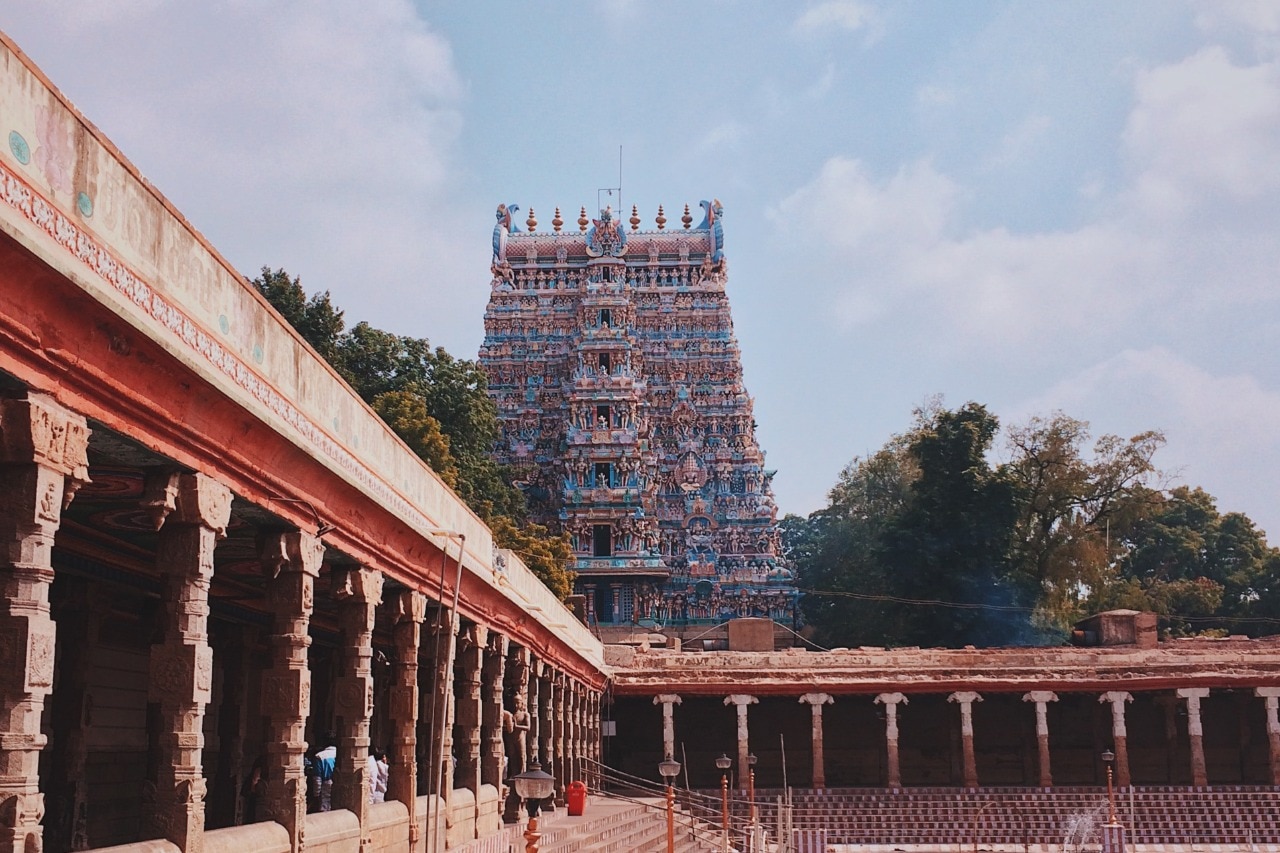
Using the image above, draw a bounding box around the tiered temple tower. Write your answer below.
[479,200,797,628]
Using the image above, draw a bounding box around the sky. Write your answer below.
[6,1,1280,537]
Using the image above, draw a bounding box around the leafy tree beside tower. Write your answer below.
[250,268,574,599]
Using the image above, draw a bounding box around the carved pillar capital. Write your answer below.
[394,589,427,625]
[146,471,233,536]
[799,693,833,707]
[0,392,90,480]
[260,530,325,580]
[1098,692,1134,735]
[654,693,682,706]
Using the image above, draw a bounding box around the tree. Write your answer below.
[251,268,345,362]
[489,516,576,600]
[370,390,458,488]
[879,402,1025,646]
[793,441,918,647]
[1099,486,1280,635]
[1003,413,1165,636]
[249,268,574,599]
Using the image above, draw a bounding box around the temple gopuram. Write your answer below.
[479,201,798,630]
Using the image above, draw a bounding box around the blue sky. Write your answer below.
[6,2,1279,536]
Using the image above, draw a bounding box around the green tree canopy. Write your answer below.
[250,267,573,598]
[791,401,1280,648]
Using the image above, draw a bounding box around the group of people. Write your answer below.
[307,739,391,809]
[243,737,391,821]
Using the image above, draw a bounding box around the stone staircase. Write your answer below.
[514,796,723,853]
[733,785,1280,848]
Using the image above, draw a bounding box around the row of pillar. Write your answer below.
[654,687,1280,791]
[0,391,603,853]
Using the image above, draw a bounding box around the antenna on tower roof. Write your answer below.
[597,145,622,216]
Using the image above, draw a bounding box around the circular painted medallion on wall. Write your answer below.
[8,131,30,165]
[76,191,94,217]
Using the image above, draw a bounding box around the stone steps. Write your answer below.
[533,797,722,853]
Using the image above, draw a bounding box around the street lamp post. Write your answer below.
[1101,748,1126,853]
[513,762,555,853]
[659,755,682,853]
[716,753,733,852]
[1101,749,1117,823]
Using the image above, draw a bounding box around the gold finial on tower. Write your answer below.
[578,206,589,232]
[682,203,692,230]
[552,207,563,233]
[656,205,667,230]
[630,205,641,232]
[526,207,537,232]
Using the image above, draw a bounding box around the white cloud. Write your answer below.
[1123,46,1280,218]
[916,84,957,109]
[1014,348,1280,538]
[1193,0,1280,47]
[984,114,1052,170]
[771,32,1280,352]
[6,0,476,348]
[693,121,747,154]
[794,1,873,33]
[769,156,1165,342]
[771,156,956,254]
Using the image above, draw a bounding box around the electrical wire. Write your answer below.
[798,587,1280,626]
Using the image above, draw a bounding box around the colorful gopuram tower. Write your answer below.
[478,200,797,629]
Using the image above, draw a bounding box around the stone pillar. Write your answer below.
[1256,688,1280,786]
[948,692,983,788]
[572,682,585,783]
[539,668,554,778]
[563,681,576,785]
[389,590,425,852]
[527,660,541,766]
[422,608,458,798]
[589,690,601,785]
[332,567,383,848]
[654,694,682,760]
[552,672,567,800]
[259,530,325,853]
[1099,692,1134,787]
[723,694,758,787]
[0,393,89,853]
[142,472,232,852]
[45,583,94,852]
[454,624,484,797]
[875,693,909,789]
[1022,691,1059,788]
[798,693,833,789]
[1177,687,1210,787]
[481,632,507,788]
